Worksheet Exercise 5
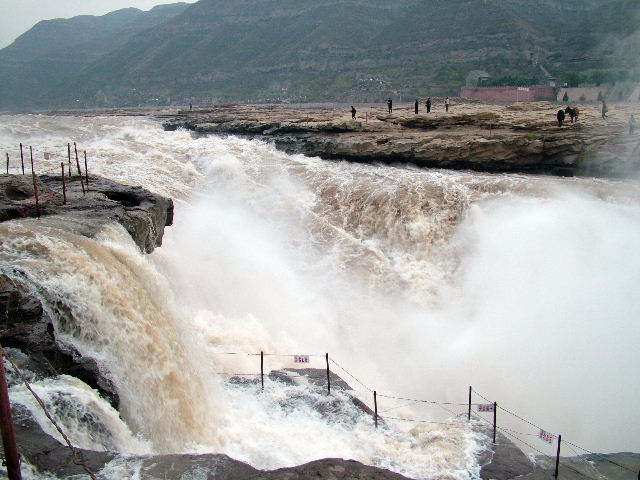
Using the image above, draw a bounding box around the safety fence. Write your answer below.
[2,142,92,176]
[208,350,639,480]
[2,142,93,217]
[0,345,638,480]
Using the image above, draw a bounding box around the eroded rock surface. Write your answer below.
[163,101,640,177]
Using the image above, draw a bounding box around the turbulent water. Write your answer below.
[0,115,639,478]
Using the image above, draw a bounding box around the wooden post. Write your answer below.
[30,147,40,218]
[468,386,472,421]
[74,142,85,194]
[19,143,24,175]
[493,402,497,444]
[374,391,378,428]
[554,434,562,478]
[83,151,89,191]
[260,351,264,391]
[325,353,331,395]
[67,143,72,177]
[61,162,67,205]
[0,346,23,480]
[5,153,8,174]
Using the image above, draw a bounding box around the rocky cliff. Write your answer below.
[163,100,640,178]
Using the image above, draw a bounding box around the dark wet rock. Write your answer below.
[0,174,173,253]
[11,403,116,477]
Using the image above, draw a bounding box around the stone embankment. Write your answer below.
[163,101,640,177]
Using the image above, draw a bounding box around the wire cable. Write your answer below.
[5,353,99,480]
[328,357,373,393]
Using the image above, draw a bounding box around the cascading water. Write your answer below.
[0,115,639,478]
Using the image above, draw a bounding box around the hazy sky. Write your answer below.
[0,0,198,49]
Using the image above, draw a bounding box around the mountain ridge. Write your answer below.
[0,0,637,110]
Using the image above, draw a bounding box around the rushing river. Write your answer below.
[0,115,639,478]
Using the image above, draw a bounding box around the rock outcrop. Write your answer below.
[163,101,640,178]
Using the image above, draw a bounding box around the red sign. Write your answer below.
[539,430,554,444]
[478,404,495,412]
[293,355,309,363]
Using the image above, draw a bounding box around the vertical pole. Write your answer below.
[84,151,89,191]
[325,353,331,395]
[374,391,378,429]
[554,434,562,478]
[260,351,264,391]
[493,402,497,444]
[19,143,24,175]
[67,143,72,177]
[74,142,85,194]
[0,346,23,480]
[61,162,67,205]
[30,147,40,218]
[468,386,472,421]
[5,153,8,174]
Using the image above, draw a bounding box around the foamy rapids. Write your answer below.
[1,115,639,479]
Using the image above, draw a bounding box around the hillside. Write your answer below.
[46,0,554,107]
[0,3,189,110]
[573,0,640,74]
[0,0,637,110]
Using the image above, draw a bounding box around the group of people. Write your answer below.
[556,101,638,135]
[349,97,451,119]
[556,106,580,127]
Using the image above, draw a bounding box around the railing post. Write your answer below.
[67,143,72,177]
[19,143,24,175]
[554,434,562,478]
[0,346,23,480]
[61,162,67,205]
[325,353,330,395]
[5,153,9,175]
[374,391,378,428]
[260,351,264,391]
[30,147,40,218]
[493,402,497,444]
[468,386,472,421]
[74,142,85,194]
[84,151,89,191]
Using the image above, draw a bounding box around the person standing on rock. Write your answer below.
[414,99,419,114]
[445,96,450,112]
[557,108,565,127]
[351,106,357,120]
[426,97,431,113]
[601,100,608,120]
[387,98,393,114]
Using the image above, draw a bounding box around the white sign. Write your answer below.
[293,355,309,363]
[517,87,530,92]
[478,403,495,412]
[539,430,554,444]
